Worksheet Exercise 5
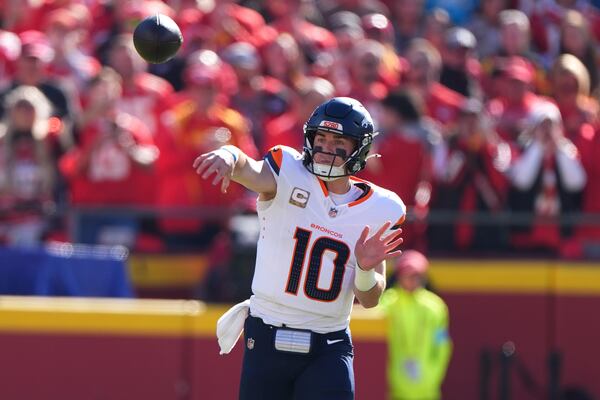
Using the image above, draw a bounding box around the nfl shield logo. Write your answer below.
[247,338,255,350]
[329,207,338,218]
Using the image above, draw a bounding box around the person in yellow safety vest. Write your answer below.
[378,250,452,400]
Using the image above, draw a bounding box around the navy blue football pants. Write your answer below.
[239,315,355,400]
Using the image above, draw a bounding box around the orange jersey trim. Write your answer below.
[318,179,329,197]
[270,146,283,170]
[348,187,373,207]
[392,214,406,230]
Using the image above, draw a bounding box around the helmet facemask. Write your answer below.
[303,128,371,181]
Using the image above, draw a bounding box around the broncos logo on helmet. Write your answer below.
[303,97,376,180]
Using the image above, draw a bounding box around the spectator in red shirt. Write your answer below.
[155,50,258,251]
[106,34,174,138]
[428,98,512,252]
[345,39,391,125]
[480,9,549,97]
[363,90,440,250]
[0,30,20,91]
[222,41,293,152]
[362,13,404,89]
[570,126,600,257]
[262,33,308,92]
[263,76,336,154]
[403,38,465,135]
[44,7,101,98]
[259,0,338,82]
[189,0,267,50]
[60,67,159,247]
[1,0,49,34]
[487,56,545,143]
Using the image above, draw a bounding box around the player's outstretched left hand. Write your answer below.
[193,148,236,193]
[354,221,403,271]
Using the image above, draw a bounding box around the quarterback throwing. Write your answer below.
[194,97,406,400]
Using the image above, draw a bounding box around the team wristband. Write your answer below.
[354,264,377,291]
[221,146,238,163]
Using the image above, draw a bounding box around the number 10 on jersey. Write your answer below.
[285,227,351,302]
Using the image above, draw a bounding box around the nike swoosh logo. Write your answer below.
[327,339,344,345]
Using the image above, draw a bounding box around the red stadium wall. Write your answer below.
[1,260,600,400]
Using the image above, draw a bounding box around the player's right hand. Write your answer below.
[193,148,236,193]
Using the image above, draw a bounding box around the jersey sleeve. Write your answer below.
[264,145,284,178]
[388,192,407,231]
[391,211,406,231]
[263,145,302,183]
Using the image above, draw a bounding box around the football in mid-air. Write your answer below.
[133,14,183,64]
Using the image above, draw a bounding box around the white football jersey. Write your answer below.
[249,146,406,333]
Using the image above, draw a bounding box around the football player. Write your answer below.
[194,97,406,400]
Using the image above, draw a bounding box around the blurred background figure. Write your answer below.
[561,120,600,259]
[467,0,508,59]
[263,76,335,153]
[261,0,337,67]
[262,33,307,92]
[222,40,293,153]
[362,13,404,88]
[59,67,159,249]
[480,9,548,97]
[155,50,257,252]
[344,38,390,125]
[329,10,364,56]
[486,56,544,143]
[363,90,440,251]
[549,54,599,142]
[0,86,61,246]
[558,10,599,96]
[0,30,20,91]
[379,250,452,400]
[390,0,427,53]
[439,27,481,99]
[428,98,512,253]
[43,6,101,107]
[403,38,465,135]
[507,101,587,254]
[422,7,451,52]
[105,34,173,139]
[0,30,74,147]
[529,0,600,70]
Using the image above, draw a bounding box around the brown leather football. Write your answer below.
[133,14,183,64]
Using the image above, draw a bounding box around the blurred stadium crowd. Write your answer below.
[1,0,600,262]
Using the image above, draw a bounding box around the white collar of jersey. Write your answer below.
[328,184,363,205]
[318,178,373,207]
